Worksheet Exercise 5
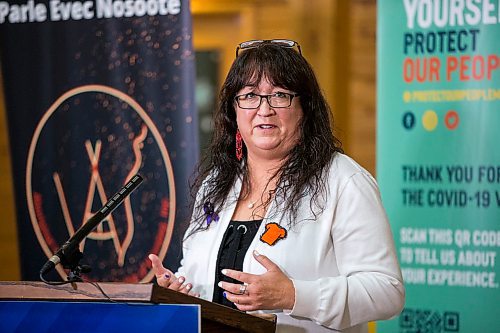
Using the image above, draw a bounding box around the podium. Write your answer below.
[0,281,276,333]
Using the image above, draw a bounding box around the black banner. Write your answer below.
[0,0,198,282]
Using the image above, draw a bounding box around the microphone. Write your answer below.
[39,174,144,276]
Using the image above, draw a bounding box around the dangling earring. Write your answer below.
[235,130,243,161]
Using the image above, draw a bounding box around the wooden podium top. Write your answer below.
[0,281,276,333]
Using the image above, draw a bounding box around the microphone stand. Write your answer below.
[39,174,143,285]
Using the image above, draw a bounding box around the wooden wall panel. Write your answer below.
[0,73,20,280]
[348,0,377,175]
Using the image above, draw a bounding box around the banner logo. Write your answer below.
[26,85,176,282]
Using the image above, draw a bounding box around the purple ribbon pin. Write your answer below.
[203,202,219,226]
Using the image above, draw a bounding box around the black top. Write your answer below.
[212,220,262,308]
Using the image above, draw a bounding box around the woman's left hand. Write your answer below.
[218,250,295,311]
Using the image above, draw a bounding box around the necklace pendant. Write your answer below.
[247,202,255,209]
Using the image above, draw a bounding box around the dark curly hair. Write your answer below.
[188,41,342,235]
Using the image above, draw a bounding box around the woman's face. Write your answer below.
[235,77,303,161]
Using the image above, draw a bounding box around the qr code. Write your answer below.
[399,308,459,332]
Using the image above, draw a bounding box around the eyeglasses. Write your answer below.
[236,39,302,57]
[234,92,299,109]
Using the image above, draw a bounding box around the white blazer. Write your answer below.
[177,153,405,332]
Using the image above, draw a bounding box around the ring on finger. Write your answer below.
[238,284,247,295]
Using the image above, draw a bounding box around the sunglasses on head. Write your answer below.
[236,39,302,57]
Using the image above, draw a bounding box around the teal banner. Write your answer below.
[377,1,499,332]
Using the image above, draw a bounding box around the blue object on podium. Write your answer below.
[0,301,200,333]
[0,282,276,332]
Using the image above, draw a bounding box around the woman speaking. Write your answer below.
[149,39,405,332]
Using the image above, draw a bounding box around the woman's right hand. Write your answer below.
[148,254,198,296]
